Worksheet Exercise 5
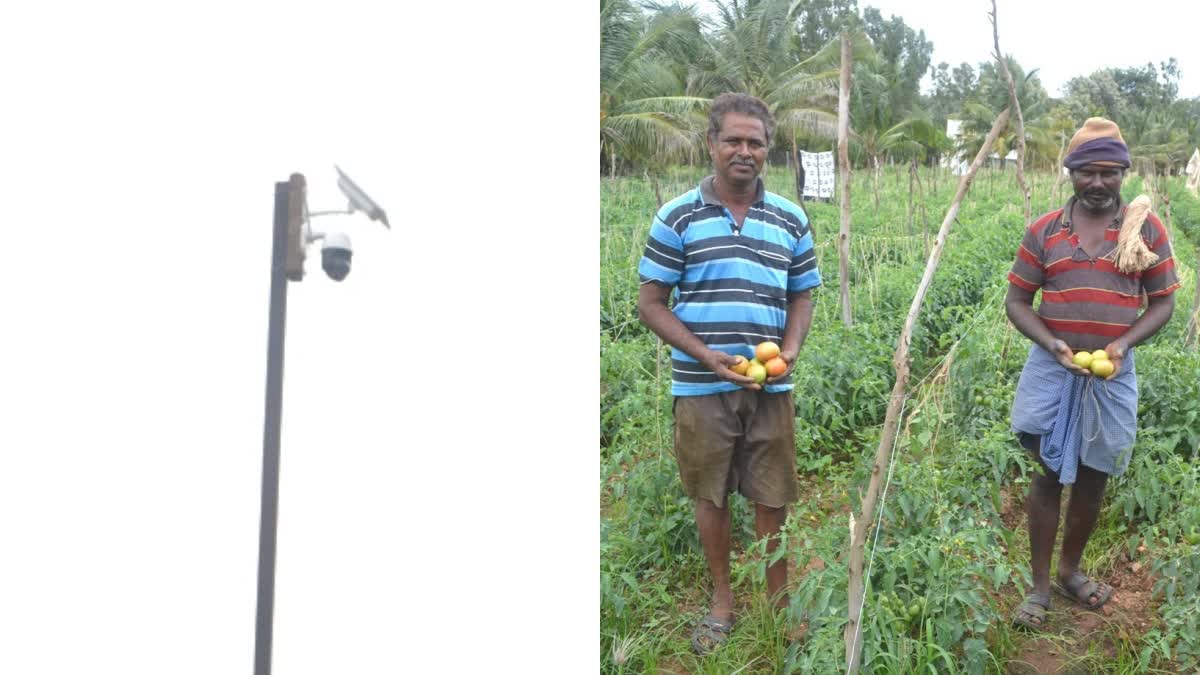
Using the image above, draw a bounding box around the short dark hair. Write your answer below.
[708,93,775,145]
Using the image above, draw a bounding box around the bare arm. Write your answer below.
[766,290,814,383]
[1004,284,1091,376]
[637,282,759,390]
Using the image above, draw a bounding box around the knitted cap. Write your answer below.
[1064,117,1130,169]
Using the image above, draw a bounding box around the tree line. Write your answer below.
[601,0,1200,177]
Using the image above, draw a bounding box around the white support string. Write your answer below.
[846,395,907,675]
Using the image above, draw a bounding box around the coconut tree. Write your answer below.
[846,56,947,210]
[690,0,874,151]
[600,0,709,176]
[1126,108,1192,175]
[953,60,1055,172]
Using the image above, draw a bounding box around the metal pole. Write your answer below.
[255,181,291,675]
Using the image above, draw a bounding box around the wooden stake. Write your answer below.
[872,155,881,215]
[843,107,1011,675]
[655,337,664,454]
[649,170,664,209]
[1185,245,1200,349]
[913,164,929,246]
[1050,132,1067,210]
[992,0,1032,225]
[908,160,916,236]
[837,32,854,328]
[793,134,803,202]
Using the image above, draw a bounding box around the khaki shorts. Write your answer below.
[673,389,798,508]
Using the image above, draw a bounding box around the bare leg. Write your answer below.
[1058,464,1109,583]
[755,503,789,610]
[1025,436,1063,598]
[695,498,734,622]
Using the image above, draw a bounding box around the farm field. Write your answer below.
[600,163,1200,673]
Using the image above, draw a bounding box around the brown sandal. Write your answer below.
[1012,591,1051,631]
[1053,571,1113,610]
[690,614,734,655]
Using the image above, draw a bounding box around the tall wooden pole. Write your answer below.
[991,0,1030,223]
[837,32,854,328]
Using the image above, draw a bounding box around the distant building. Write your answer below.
[1187,148,1200,192]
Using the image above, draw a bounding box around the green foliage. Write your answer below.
[1062,60,1183,127]
[1146,547,1200,668]
[599,332,664,448]
[927,61,978,128]
[1137,348,1200,458]
[859,6,931,115]
[791,321,895,463]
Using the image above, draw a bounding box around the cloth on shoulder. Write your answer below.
[1011,344,1138,485]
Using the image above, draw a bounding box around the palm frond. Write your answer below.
[615,96,712,115]
[780,30,875,81]
[774,108,840,142]
[765,70,839,108]
[604,110,705,164]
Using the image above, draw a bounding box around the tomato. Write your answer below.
[755,341,781,363]
[746,362,767,384]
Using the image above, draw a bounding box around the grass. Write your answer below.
[600,162,1200,673]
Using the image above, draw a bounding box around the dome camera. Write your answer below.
[321,232,352,281]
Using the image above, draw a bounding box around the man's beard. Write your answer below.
[1077,188,1119,212]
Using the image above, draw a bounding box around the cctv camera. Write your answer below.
[321,232,352,281]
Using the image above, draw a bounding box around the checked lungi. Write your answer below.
[1010,343,1139,485]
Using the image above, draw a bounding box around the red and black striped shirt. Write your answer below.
[1008,196,1181,351]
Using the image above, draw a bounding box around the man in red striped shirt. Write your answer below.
[1005,118,1179,631]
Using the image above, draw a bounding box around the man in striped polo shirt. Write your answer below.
[1006,118,1179,631]
[637,93,820,654]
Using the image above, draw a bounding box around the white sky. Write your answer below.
[861,0,1200,98]
[0,2,595,673]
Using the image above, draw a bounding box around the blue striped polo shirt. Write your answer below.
[638,176,821,396]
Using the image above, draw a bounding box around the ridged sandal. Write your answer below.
[1012,591,1051,631]
[690,614,734,655]
[1053,571,1113,610]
